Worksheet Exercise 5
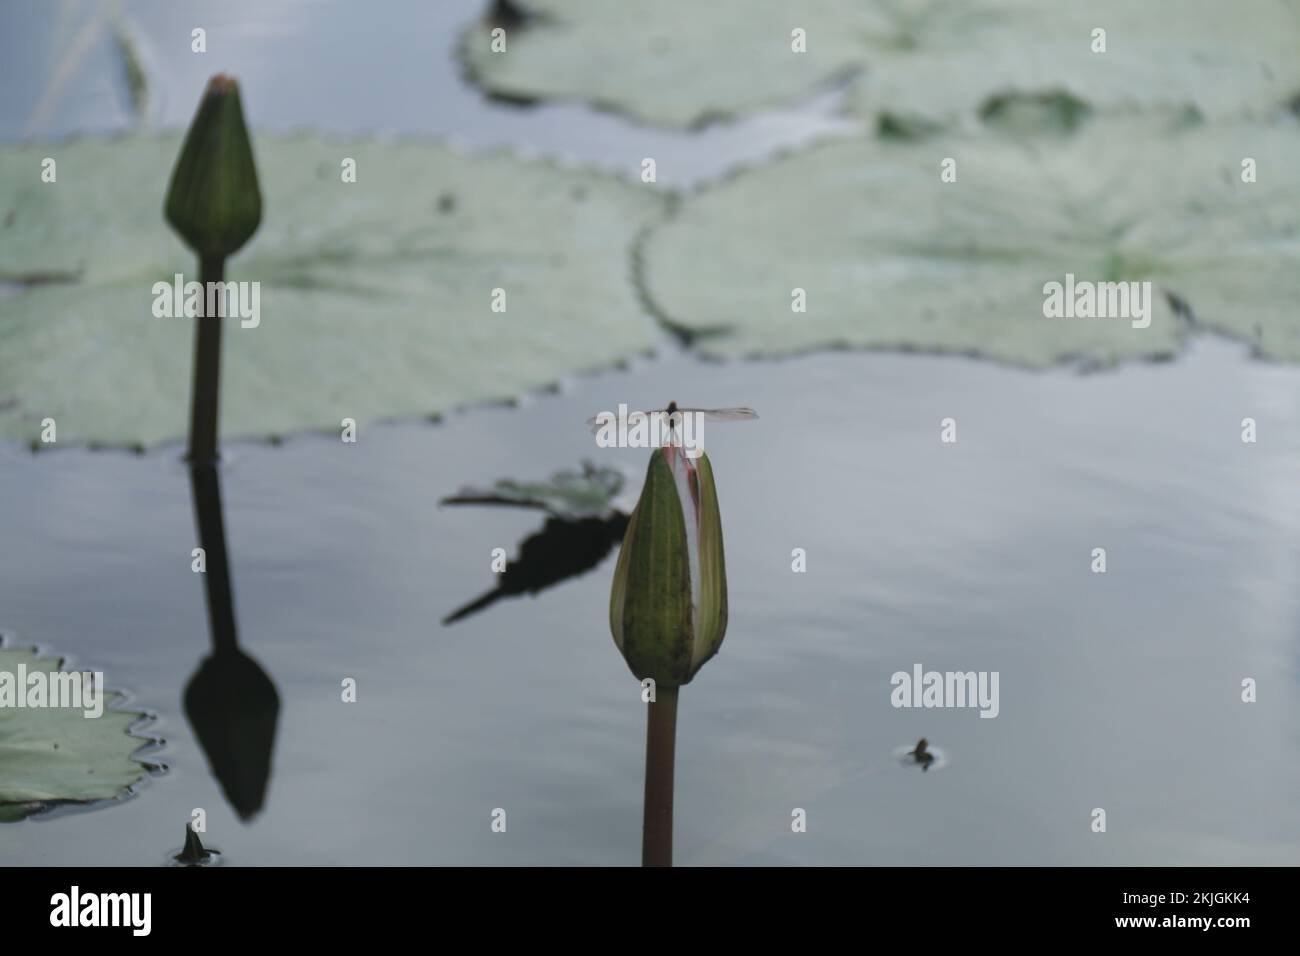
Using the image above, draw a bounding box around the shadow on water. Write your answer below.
[183,463,280,821]
[439,461,630,625]
[442,513,628,625]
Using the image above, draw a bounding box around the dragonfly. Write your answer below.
[586,400,758,433]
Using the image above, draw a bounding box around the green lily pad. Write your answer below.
[0,135,665,447]
[460,0,868,128]
[0,639,150,820]
[459,0,1300,129]
[640,114,1300,367]
[442,461,625,518]
[840,0,1300,127]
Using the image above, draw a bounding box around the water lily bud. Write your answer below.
[610,447,728,688]
[165,74,262,260]
[174,825,212,865]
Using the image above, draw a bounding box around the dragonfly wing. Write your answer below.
[587,410,629,434]
[587,407,755,433]
[699,407,758,422]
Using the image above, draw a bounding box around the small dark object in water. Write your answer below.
[174,826,212,865]
[908,738,935,772]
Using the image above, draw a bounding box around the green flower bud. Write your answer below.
[165,74,262,260]
[610,446,728,688]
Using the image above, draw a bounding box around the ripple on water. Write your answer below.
[894,741,949,772]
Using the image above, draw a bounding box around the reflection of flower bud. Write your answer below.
[165,75,262,260]
[609,446,728,688]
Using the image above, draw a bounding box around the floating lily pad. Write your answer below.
[640,115,1300,367]
[839,0,1300,127]
[442,461,625,518]
[0,135,665,447]
[460,0,1300,128]
[0,639,150,820]
[459,0,870,128]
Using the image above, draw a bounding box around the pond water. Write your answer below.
[1,0,1297,865]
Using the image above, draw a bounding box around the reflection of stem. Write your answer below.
[187,255,225,464]
[184,457,280,821]
[642,685,679,867]
[189,463,237,657]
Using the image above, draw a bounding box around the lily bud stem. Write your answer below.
[642,685,679,867]
[187,255,225,464]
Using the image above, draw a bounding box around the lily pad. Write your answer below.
[640,114,1300,367]
[441,461,625,518]
[0,638,150,820]
[460,0,868,128]
[840,0,1300,127]
[0,135,665,447]
[460,0,1300,128]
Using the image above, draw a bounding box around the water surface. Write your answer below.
[0,0,1296,865]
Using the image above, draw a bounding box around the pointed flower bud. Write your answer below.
[174,825,212,865]
[165,74,262,260]
[610,446,728,688]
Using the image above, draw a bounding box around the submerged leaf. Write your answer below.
[0,639,150,819]
[642,115,1300,366]
[0,136,664,447]
[441,461,625,518]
